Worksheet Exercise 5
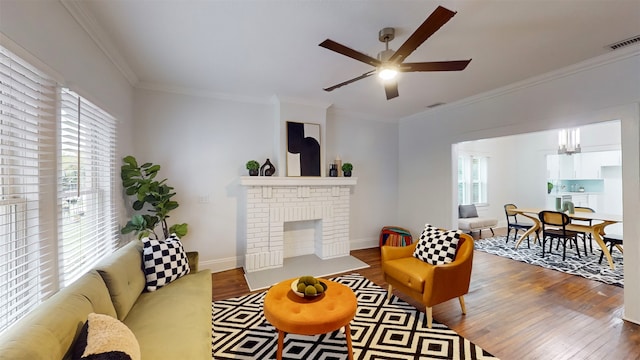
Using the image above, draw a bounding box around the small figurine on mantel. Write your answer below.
[260,158,276,176]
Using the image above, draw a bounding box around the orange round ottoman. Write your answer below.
[263,278,357,360]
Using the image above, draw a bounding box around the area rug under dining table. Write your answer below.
[212,273,498,359]
[474,236,623,287]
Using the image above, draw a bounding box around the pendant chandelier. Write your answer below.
[558,128,581,155]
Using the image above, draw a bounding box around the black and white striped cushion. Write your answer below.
[413,224,461,265]
[142,235,190,291]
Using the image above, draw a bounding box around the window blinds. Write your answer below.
[0,46,57,332]
[58,89,118,286]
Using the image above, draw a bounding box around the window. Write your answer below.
[0,44,119,332]
[458,154,488,205]
[0,46,57,331]
[58,88,118,286]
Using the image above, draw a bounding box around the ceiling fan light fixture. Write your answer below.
[378,66,398,80]
[319,6,469,100]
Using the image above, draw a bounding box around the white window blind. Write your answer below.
[0,46,57,332]
[458,154,488,205]
[58,89,117,286]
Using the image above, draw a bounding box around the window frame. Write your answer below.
[458,153,489,206]
[0,42,119,332]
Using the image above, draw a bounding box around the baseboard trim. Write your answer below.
[204,238,379,274]
[200,256,241,273]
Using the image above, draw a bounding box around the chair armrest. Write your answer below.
[381,243,417,262]
[186,251,199,273]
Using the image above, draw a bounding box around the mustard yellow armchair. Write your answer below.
[381,233,474,328]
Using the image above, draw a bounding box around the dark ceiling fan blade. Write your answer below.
[384,81,399,100]
[319,39,382,67]
[401,59,471,72]
[323,70,376,92]
[388,6,456,64]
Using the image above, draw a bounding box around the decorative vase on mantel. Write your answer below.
[260,158,276,176]
[329,164,338,177]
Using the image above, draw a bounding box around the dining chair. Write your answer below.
[572,206,596,255]
[599,233,623,264]
[538,211,581,261]
[503,204,536,248]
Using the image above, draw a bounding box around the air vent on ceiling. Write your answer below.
[606,35,640,51]
[426,102,446,109]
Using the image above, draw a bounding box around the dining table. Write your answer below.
[511,208,623,270]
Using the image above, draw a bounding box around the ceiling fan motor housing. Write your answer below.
[378,27,396,61]
[377,49,395,62]
[378,27,395,42]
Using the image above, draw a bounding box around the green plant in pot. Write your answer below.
[246,160,260,176]
[547,181,554,194]
[121,155,188,240]
[342,163,353,177]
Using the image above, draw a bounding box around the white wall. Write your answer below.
[133,89,399,271]
[398,49,640,323]
[326,109,399,249]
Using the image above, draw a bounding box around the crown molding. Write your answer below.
[271,95,332,110]
[137,81,274,105]
[402,45,640,122]
[60,0,138,86]
[327,106,398,124]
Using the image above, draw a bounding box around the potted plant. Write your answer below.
[246,160,260,176]
[341,163,353,177]
[120,155,188,240]
[547,181,554,194]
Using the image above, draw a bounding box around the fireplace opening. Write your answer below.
[283,220,321,258]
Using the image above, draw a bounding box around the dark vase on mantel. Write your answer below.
[249,169,258,176]
[343,170,352,177]
[329,164,338,177]
[260,158,276,176]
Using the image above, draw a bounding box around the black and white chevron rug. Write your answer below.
[474,236,623,287]
[212,273,497,359]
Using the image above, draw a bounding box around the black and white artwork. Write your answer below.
[286,121,321,176]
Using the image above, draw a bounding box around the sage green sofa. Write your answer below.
[0,241,212,360]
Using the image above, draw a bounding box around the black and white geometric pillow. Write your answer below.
[413,224,461,265]
[142,235,190,292]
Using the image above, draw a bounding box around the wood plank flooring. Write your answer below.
[211,228,640,359]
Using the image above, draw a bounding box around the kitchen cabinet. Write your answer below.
[548,150,621,180]
[558,155,576,179]
[570,194,600,210]
[578,151,621,179]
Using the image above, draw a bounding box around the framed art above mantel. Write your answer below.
[286,121,321,177]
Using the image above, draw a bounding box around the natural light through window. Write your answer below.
[458,154,488,205]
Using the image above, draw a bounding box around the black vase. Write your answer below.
[249,169,258,176]
[329,164,338,177]
[343,170,352,177]
[260,158,276,176]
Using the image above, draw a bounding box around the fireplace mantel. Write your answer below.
[240,176,357,187]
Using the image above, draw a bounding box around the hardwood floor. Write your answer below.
[211,228,640,359]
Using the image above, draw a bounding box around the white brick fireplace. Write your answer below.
[240,177,357,273]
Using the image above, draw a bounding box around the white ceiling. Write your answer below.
[68,0,640,120]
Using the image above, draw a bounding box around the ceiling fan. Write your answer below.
[319,5,471,100]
